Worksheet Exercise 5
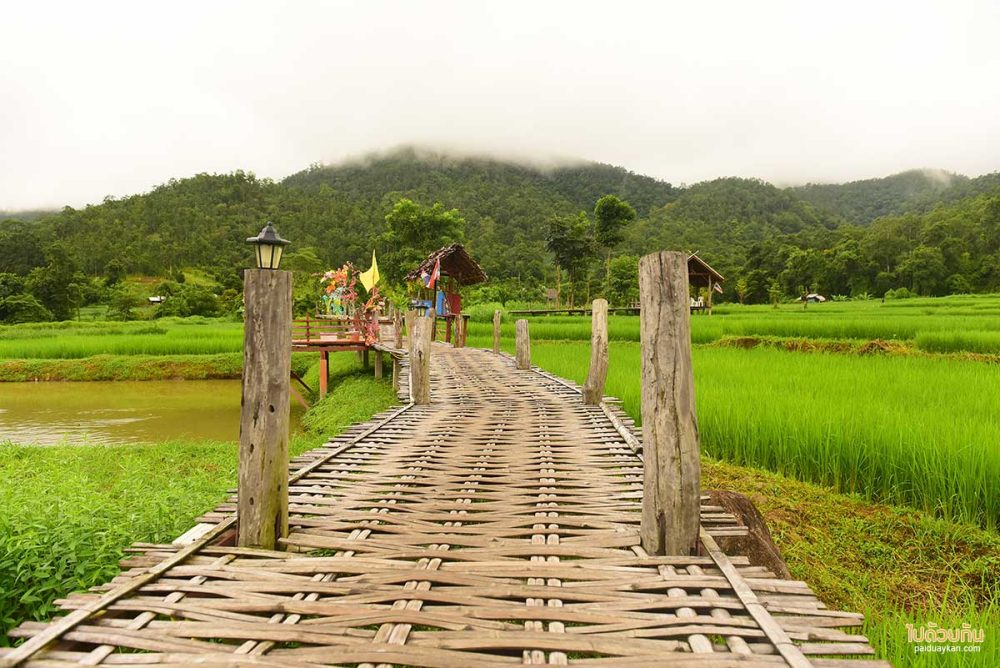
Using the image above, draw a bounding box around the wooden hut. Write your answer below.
[687,253,724,314]
[405,243,487,341]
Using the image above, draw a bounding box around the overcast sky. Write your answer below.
[2,0,999,210]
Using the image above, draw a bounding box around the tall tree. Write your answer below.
[594,195,636,294]
[378,198,466,284]
[546,213,596,307]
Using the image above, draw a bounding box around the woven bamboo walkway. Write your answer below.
[2,344,887,667]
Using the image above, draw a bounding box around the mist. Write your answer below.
[1,0,999,210]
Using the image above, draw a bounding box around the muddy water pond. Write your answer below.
[0,380,304,446]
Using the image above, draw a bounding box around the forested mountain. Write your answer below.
[788,169,1000,226]
[0,148,998,322]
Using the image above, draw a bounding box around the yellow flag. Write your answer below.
[359,250,380,291]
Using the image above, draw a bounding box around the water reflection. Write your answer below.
[0,380,304,446]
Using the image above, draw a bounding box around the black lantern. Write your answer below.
[246,222,290,270]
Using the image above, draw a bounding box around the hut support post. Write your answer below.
[408,311,432,404]
[583,298,609,405]
[638,251,701,556]
[492,310,501,354]
[238,269,291,550]
[462,314,471,347]
[707,278,714,315]
[515,319,531,370]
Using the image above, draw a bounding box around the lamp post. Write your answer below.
[246,222,290,270]
[238,223,292,550]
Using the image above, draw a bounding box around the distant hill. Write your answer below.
[0,209,58,222]
[3,149,998,306]
[789,169,966,225]
[625,177,840,279]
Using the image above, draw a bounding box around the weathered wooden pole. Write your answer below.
[492,310,502,354]
[515,319,531,370]
[393,310,403,348]
[238,269,292,550]
[453,315,465,349]
[408,310,432,404]
[462,314,471,347]
[582,298,609,405]
[638,251,701,556]
[374,350,383,378]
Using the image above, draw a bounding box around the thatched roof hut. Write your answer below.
[405,243,488,286]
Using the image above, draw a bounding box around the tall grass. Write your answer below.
[503,339,1000,531]
[0,319,243,358]
[916,331,1000,355]
[469,304,1000,353]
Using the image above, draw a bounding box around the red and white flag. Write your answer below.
[427,257,441,289]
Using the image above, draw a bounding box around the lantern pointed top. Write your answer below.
[247,222,290,247]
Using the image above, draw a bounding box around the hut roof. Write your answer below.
[687,253,725,286]
[405,243,488,286]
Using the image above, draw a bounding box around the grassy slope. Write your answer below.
[0,355,397,641]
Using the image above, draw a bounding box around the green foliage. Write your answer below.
[606,255,639,305]
[593,194,636,249]
[0,294,52,324]
[107,286,144,321]
[546,212,596,306]
[153,285,220,318]
[378,198,465,284]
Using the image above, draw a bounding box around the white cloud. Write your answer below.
[1,0,998,208]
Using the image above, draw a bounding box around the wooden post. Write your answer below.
[445,316,453,345]
[638,251,701,556]
[374,350,383,378]
[462,314,471,347]
[408,311,432,404]
[707,278,714,315]
[362,348,369,368]
[318,350,328,399]
[238,269,291,550]
[393,311,403,348]
[453,315,464,349]
[582,298,608,405]
[392,356,401,392]
[492,310,501,354]
[515,319,530,370]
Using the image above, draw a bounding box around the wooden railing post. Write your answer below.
[515,319,530,370]
[638,251,701,556]
[408,311,432,404]
[462,314,471,347]
[492,310,501,354]
[582,298,608,405]
[238,269,292,550]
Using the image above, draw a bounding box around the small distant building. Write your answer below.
[687,253,725,314]
[148,296,166,304]
[801,293,827,303]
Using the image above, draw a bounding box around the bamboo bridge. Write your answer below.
[2,340,885,667]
